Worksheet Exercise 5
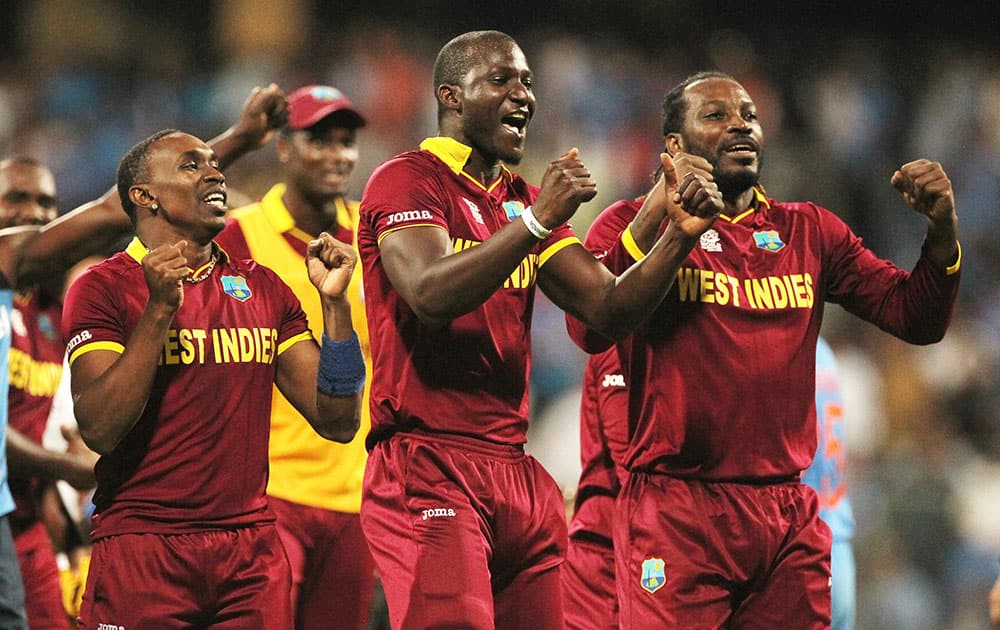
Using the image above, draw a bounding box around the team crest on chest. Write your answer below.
[37,312,57,341]
[221,275,253,302]
[700,228,722,252]
[462,198,486,225]
[502,200,525,221]
[640,557,666,594]
[753,230,785,252]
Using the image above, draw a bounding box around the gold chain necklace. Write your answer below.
[185,253,218,284]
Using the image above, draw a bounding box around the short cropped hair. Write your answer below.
[661,71,737,136]
[117,129,180,223]
[433,30,518,89]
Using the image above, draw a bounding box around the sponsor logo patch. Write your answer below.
[753,230,785,252]
[601,373,625,388]
[421,507,457,520]
[640,557,666,594]
[221,275,252,302]
[462,198,485,225]
[65,329,92,353]
[700,228,722,252]
[385,210,434,227]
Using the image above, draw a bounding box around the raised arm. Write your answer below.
[890,159,959,267]
[11,187,132,288]
[69,243,188,454]
[541,152,723,342]
[208,83,289,171]
[275,233,364,443]
[13,85,288,287]
[378,148,596,327]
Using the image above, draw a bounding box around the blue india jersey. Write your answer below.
[0,286,14,516]
[802,337,855,541]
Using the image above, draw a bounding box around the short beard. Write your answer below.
[715,168,760,199]
[683,138,763,199]
[502,151,523,166]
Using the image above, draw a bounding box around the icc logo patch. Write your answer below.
[753,230,785,252]
[221,275,252,302]
[502,201,525,221]
[640,557,666,594]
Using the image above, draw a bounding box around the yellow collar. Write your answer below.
[419,136,508,192]
[257,182,357,240]
[259,183,296,233]
[718,185,770,223]
[125,236,229,274]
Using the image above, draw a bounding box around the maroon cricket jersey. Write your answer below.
[62,238,312,539]
[8,290,65,531]
[358,137,578,447]
[568,191,960,480]
[569,348,629,545]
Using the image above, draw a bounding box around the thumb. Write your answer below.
[890,170,909,194]
[559,147,580,161]
[659,152,678,188]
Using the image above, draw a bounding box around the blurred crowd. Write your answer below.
[1,1,998,628]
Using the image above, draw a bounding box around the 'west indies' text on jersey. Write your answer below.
[568,192,960,480]
[358,137,578,447]
[62,238,311,539]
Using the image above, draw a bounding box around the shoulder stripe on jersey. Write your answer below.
[375,223,448,246]
[622,223,646,262]
[69,341,125,365]
[277,331,314,356]
[539,236,580,267]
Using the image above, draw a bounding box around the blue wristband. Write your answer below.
[317,332,366,396]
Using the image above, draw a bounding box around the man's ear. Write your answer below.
[665,133,684,156]
[129,185,155,213]
[437,83,462,114]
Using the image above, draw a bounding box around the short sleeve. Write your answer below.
[266,268,312,355]
[63,267,126,364]
[360,156,450,246]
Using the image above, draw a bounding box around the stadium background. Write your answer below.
[1,1,998,627]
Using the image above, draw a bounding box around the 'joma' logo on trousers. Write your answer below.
[421,507,457,520]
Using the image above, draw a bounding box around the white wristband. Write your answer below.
[521,207,552,240]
